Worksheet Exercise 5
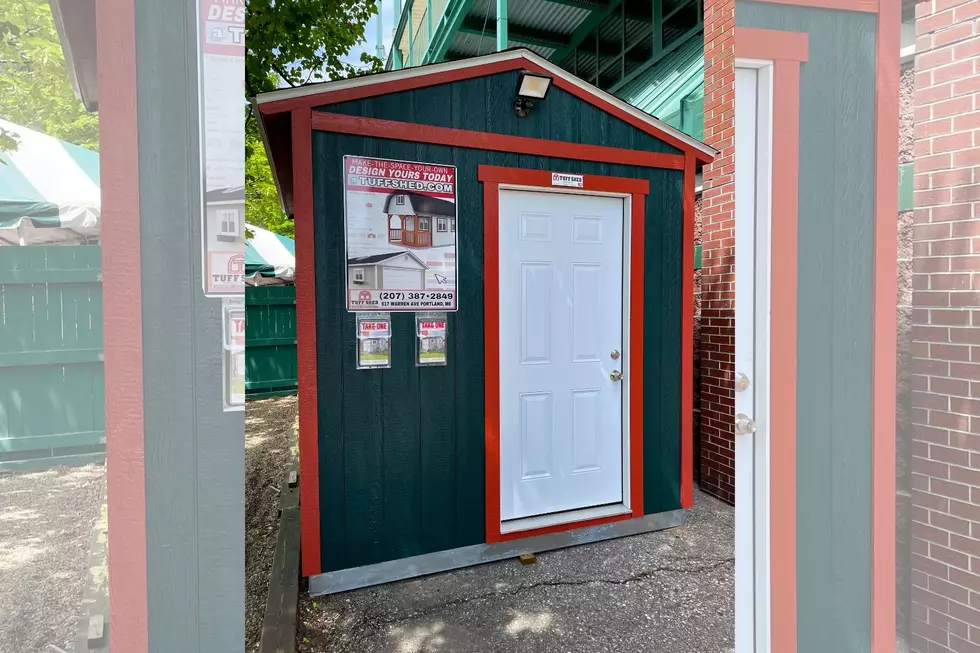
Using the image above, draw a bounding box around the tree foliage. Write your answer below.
[245,0,382,237]
[0,0,98,151]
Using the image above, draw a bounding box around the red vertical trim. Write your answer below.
[630,192,646,517]
[293,109,321,576]
[770,57,802,653]
[483,179,502,545]
[736,27,808,652]
[98,0,148,648]
[681,154,695,509]
[479,165,654,542]
[872,0,899,650]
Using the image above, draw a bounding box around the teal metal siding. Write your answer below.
[245,286,298,398]
[313,76,686,571]
[738,3,877,651]
[0,246,105,470]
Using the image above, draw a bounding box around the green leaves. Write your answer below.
[245,0,383,96]
[0,0,98,152]
[244,0,385,236]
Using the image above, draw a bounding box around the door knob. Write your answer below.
[735,373,750,392]
[609,370,623,381]
[735,413,756,435]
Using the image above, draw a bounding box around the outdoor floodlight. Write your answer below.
[514,71,553,118]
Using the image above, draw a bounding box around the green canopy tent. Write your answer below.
[0,119,100,245]
[245,223,295,285]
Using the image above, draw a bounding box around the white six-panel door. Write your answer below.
[498,189,626,522]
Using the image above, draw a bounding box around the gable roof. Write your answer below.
[254,49,718,216]
[348,251,429,269]
[383,191,457,218]
[256,48,716,162]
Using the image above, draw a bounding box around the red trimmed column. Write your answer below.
[699,0,736,504]
[911,2,980,652]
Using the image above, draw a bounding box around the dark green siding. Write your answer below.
[245,285,298,398]
[325,71,684,156]
[313,77,686,571]
[738,4,877,651]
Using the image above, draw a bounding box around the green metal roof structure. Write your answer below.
[386,0,706,141]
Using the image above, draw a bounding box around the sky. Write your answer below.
[343,1,398,70]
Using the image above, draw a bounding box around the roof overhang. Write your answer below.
[48,0,99,111]
[255,49,718,216]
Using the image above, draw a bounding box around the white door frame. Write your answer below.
[734,57,774,653]
[495,183,634,535]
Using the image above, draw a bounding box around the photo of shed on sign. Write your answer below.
[344,156,457,312]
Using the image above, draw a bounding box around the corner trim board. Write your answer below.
[292,108,322,577]
[734,26,807,653]
[98,0,148,648]
[872,0,899,650]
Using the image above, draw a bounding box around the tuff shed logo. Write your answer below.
[208,252,245,292]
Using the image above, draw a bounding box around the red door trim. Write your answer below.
[735,27,807,653]
[312,112,685,171]
[479,164,652,544]
[292,108,322,577]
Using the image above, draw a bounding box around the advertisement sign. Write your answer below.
[416,312,448,367]
[356,312,392,369]
[343,156,458,312]
[199,0,245,296]
[222,303,245,348]
[221,297,245,411]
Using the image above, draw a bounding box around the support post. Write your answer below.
[376,0,385,60]
[426,0,433,56]
[407,0,414,66]
[496,0,508,51]
[393,0,404,69]
[652,0,663,56]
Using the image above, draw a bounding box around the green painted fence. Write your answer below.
[0,247,106,470]
[245,285,297,398]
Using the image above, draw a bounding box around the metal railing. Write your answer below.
[387,0,451,70]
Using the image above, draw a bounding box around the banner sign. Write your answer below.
[343,156,458,312]
[199,0,245,296]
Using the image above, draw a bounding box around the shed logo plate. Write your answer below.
[551,172,584,188]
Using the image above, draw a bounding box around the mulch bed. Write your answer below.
[0,464,104,653]
[245,395,298,653]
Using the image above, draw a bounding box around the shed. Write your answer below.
[256,48,717,593]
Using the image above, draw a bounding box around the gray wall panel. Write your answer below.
[135,0,245,649]
[737,3,877,651]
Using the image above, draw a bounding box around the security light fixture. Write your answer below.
[514,71,553,118]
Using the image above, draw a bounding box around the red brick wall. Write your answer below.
[911,2,980,651]
[699,0,736,504]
